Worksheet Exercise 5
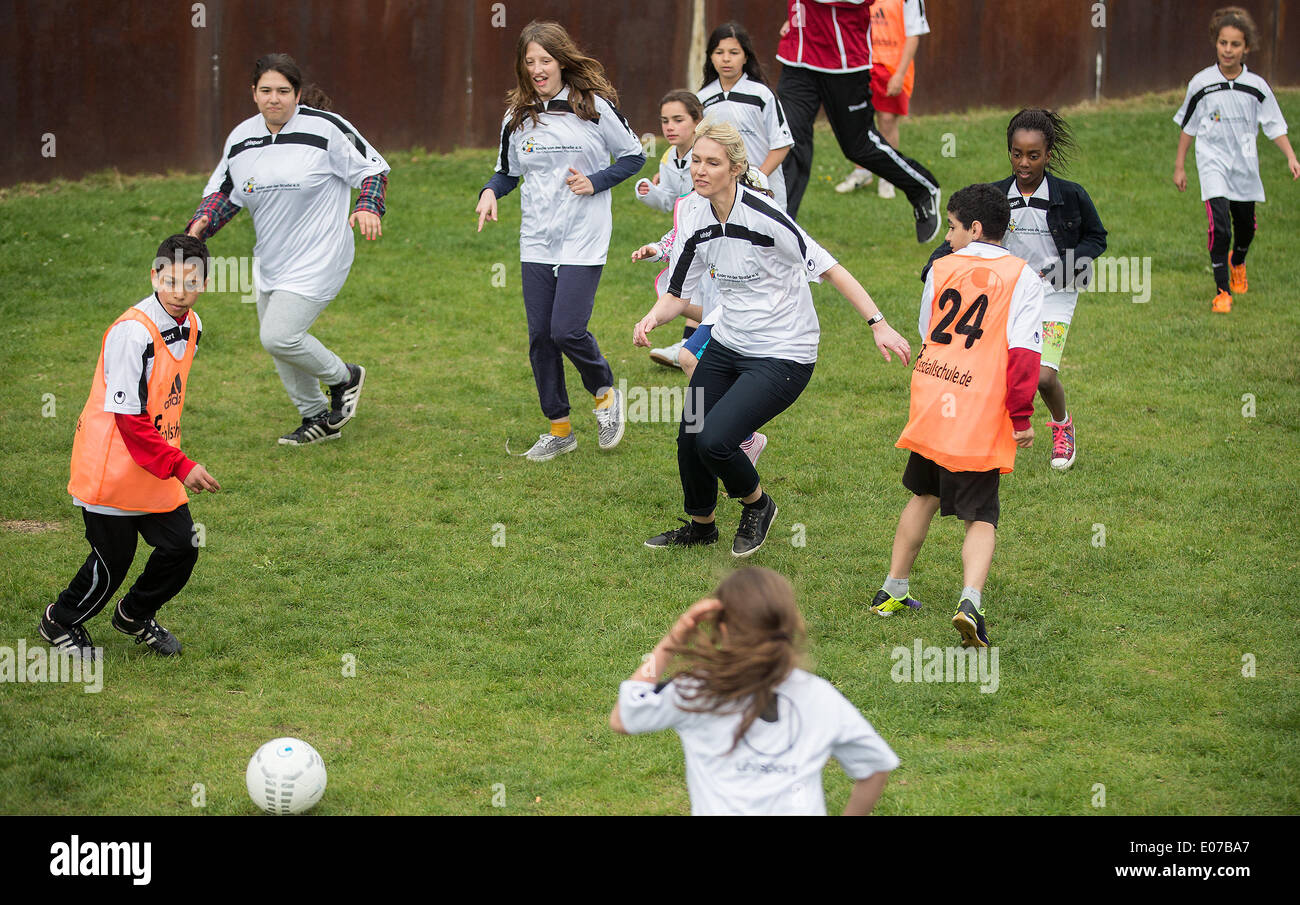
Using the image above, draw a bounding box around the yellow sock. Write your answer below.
[593,389,615,410]
[550,421,572,438]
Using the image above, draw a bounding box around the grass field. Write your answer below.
[1,90,1297,815]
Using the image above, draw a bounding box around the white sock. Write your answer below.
[884,577,909,599]
[961,587,982,613]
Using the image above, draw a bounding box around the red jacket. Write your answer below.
[776,0,875,73]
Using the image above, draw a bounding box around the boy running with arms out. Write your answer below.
[41,235,221,659]
[870,185,1043,648]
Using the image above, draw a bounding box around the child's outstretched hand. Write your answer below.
[1288,157,1300,180]
[631,244,659,262]
[1013,426,1034,448]
[871,321,912,365]
[1173,165,1188,192]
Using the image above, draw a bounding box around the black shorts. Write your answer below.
[902,452,1001,527]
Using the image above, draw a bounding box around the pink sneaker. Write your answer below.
[1049,416,1075,471]
[741,432,767,467]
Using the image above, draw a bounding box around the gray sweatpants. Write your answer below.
[256,289,350,418]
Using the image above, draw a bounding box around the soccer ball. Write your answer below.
[245,738,327,815]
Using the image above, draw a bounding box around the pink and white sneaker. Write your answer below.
[1049,416,1076,471]
[740,432,767,467]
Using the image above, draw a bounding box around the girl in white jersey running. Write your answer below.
[1173,6,1299,313]
[610,566,898,816]
[188,54,389,446]
[635,121,911,558]
[476,21,646,462]
[697,22,795,210]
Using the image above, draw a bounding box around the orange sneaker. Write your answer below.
[1230,263,1248,294]
[1211,290,1233,313]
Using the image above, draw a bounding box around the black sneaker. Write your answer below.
[327,364,366,429]
[914,185,942,244]
[112,601,183,656]
[645,518,719,549]
[732,493,778,558]
[38,607,99,660]
[278,412,341,446]
[952,598,990,649]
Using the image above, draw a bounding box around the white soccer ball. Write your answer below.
[245,737,327,815]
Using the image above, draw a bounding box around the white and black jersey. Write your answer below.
[618,669,899,816]
[698,75,795,209]
[202,105,389,301]
[76,294,202,516]
[495,86,644,265]
[1004,182,1076,323]
[667,185,836,363]
[1175,64,1289,202]
[635,146,694,213]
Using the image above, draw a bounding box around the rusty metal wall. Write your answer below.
[1,0,1294,187]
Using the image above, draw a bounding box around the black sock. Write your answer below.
[743,492,769,509]
[1231,247,1248,267]
[682,325,696,340]
[691,519,716,535]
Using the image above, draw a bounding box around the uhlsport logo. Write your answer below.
[163,375,183,409]
[49,836,151,885]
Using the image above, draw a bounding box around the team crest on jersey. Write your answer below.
[1008,218,1017,232]
[243,177,256,194]
[521,138,537,154]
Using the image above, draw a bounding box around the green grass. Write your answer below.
[1,90,1297,815]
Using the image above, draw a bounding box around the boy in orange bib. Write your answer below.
[40,235,221,660]
[869,184,1043,648]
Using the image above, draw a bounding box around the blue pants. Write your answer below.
[521,263,614,420]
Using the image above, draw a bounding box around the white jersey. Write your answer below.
[1174,64,1288,202]
[1004,180,1078,323]
[76,294,203,516]
[920,242,1043,353]
[496,86,644,265]
[668,185,836,363]
[635,146,694,213]
[698,75,795,209]
[618,668,899,816]
[203,105,389,302]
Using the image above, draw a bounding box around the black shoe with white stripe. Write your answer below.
[38,607,99,660]
[914,185,942,244]
[112,601,183,656]
[732,493,778,558]
[327,363,366,429]
[278,412,341,446]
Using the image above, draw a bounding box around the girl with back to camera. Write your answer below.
[610,566,898,816]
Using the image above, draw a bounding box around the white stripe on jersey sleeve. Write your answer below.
[904,0,931,37]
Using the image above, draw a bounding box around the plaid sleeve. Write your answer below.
[354,173,388,217]
[187,192,241,239]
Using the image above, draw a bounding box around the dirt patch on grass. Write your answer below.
[2,519,62,534]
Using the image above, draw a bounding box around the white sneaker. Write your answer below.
[594,388,625,450]
[877,180,896,199]
[525,433,576,462]
[835,168,873,194]
[740,432,767,467]
[649,339,684,369]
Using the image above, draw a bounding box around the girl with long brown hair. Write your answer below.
[610,567,898,815]
[476,21,645,461]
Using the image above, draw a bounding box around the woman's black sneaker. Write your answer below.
[732,493,778,558]
[645,518,719,548]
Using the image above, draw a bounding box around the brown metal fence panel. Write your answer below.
[0,0,1294,187]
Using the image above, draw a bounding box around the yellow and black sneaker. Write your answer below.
[952,599,989,648]
[870,589,922,617]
